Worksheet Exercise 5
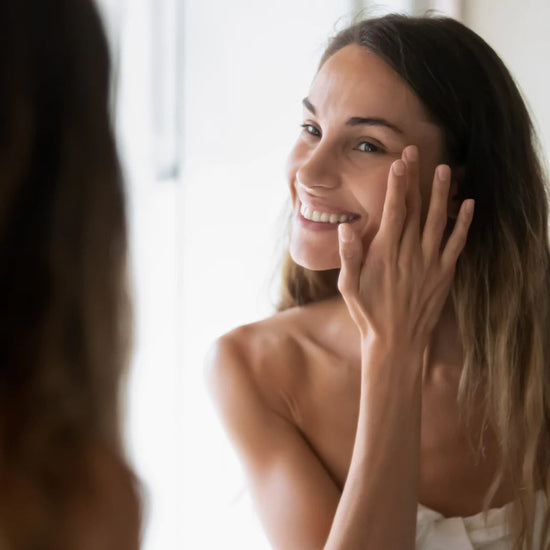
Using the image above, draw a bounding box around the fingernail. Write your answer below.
[404,145,418,162]
[339,223,354,243]
[464,199,475,216]
[393,160,406,176]
[437,164,450,180]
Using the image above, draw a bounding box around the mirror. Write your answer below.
[99,0,550,548]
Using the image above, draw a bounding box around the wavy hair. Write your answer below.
[278,15,550,549]
[0,0,139,547]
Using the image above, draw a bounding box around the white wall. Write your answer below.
[179,2,357,548]
[100,1,360,547]
[463,0,550,165]
[361,0,462,19]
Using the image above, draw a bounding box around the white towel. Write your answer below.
[416,492,548,549]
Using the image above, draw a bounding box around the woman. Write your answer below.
[0,0,140,548]
[208,14,550,550]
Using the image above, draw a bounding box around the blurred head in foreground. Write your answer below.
[0,0,139,548]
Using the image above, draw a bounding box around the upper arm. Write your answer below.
[206,332,341,550]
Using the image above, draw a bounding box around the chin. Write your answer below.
[289,241,341,271]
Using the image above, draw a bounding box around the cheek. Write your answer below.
[353,164,391,228]
[285,140,307,201]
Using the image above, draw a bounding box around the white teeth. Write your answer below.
[300,202,353,223]
[300,204,313,219]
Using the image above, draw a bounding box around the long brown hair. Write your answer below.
[0,0,139,547]
[279,15,550,549]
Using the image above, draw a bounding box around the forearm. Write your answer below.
[324,339,423,550]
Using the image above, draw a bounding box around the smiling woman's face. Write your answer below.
[287,44,446,270]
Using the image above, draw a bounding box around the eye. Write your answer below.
[356,141,380,153]
[300,123,321,138]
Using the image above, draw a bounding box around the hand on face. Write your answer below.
[337,145,474,352]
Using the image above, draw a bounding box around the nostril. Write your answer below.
[296,164,340,189]
[296,171,315,189]
[296,173,310,190]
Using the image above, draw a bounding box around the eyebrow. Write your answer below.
[302,97,404,135]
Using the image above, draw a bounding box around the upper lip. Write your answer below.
[297,194,361,219]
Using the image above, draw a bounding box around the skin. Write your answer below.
[287,45,454,271]
[208,44,514,550]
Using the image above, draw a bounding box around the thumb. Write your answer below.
[337,223,363,299]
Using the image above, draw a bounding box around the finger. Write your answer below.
[441,199,475,268]
[337,222,363,298]
[400,145,422,253]
[379,160,407,253]
[421,164,451,259]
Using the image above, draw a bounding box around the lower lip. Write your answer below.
[295,210,358,232]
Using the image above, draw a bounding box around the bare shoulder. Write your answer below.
[206,307,310,422]
[205,304,344,549]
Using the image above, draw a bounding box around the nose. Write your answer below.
[296,141,342,192]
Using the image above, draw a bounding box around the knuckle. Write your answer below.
[427,214,446,236]
[437,211,449,229]
[446,237,465,261]
[388,203,405,223]
[397,252,412,271]
[340,245,355,261]
[375,253,391,271]
[337,275,350,294]
[453,227,468,247]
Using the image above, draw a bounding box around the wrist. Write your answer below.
[360,334,425,370]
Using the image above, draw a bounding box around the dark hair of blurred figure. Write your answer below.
[0,0,140,548]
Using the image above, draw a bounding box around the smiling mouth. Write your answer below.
[299,203,360,224]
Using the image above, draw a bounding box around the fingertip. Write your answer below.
[436,164,451,181]
[463,199,475,217]
[392,160,406,176]
[338,222,354,243]
[403,145,418,162]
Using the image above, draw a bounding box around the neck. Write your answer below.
[423,296,464,382]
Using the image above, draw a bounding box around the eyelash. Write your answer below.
[300,123,382,154]
[300,123,321,137]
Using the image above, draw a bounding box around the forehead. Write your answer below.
[309,44,438,137]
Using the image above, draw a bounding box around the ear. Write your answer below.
[447,166,465,220]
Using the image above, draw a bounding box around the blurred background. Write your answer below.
[94,0,550,548]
